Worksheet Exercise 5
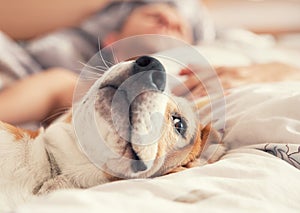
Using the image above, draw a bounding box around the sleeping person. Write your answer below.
[0,0,212,125]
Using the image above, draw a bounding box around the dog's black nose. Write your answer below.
[133,56,166,92]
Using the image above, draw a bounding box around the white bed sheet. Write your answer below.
[15,148,300,213]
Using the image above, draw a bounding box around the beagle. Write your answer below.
[0,56,223,210]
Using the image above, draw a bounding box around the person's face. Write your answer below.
[105,3,193,45]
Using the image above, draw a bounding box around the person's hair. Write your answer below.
[79,0,214,44]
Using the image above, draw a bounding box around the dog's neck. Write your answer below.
[40,113,117,189]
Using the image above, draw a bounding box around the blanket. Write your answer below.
[199,82,300,170]
[11,82,300,213]
[14,150,300,213]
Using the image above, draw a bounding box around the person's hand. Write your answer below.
[172,64,217,100]
[215,62,300,90]
[173,62,300,99]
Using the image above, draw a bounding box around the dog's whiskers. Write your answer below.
[99,54,115,68]
[98,41,110,69]
[79,76,102,81]
[111,46,119,64]
[98,39,115,68]
[79,62,107,74]
[41,107,71,127]
[95,65,109,70]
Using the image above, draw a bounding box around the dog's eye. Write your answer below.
[172,116,187,137]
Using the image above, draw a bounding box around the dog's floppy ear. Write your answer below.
[192,97,225,164]
[198,123,225,164]
[200,123,221,148]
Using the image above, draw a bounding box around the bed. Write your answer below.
[7,31,300,213]
[13,148,300,213]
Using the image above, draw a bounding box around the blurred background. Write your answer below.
[0,0,299,126]
[204,0,300,49]
[204,0,300,35]
[1,0,299,40]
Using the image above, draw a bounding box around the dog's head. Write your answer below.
[74,56,213,178]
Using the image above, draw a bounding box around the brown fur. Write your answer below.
[0,121,40,141]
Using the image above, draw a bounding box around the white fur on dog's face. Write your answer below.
[76,57,200,178]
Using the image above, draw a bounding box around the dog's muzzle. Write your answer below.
[130,56,166,172]
[107,56,167,173]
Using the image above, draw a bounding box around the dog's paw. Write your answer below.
[36,175,73,195]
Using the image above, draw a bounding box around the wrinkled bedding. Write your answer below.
[200,82,300,170]
[15,146,300,212]
[13,83,300,213]
[14,149,300,213]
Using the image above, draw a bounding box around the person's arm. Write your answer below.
[0,0,109,40]
[0,68,77,125]
[173,62,300,99]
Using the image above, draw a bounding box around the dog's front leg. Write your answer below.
[35,175,75,195]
